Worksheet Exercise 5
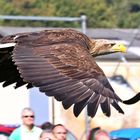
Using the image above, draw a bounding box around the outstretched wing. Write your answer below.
[13,38,124,117]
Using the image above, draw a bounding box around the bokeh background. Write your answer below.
[0,0,140,139]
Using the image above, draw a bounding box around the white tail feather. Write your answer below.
[0,43,16,48]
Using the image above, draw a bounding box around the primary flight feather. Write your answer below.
[0,29,139,117]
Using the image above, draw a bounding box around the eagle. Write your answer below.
[0,29,140,117]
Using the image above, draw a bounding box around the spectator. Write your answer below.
[88,127,101,140]
[40,130,57,140]
[41,122,54,131]
[52,124,67,140]
[94,129,110,140]
[9,107,42,140]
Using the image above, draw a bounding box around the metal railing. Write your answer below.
[0,15,87,34]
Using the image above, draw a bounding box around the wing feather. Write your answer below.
[100,98,111,117]
[87,94,102,117]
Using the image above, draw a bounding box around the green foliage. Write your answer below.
[0,0,139,28]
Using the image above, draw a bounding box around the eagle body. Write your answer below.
[0,28,137,117]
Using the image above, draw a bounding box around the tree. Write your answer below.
[0,0,139,28]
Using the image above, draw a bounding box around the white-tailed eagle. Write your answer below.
[0,29,139,117]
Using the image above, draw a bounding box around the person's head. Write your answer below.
[40,130,57,140]
[41,122,54,131]
[52,124,67,140]
[21,107,35,127]
[88,127,101,140]
[94,130,110,140]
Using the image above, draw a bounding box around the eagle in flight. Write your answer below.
[0,29,140,117]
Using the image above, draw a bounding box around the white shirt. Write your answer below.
[20,125,42,140]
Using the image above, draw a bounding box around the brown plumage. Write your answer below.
[0,29,139,117]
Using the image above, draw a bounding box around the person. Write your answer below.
[40,130,57,140]
[52,124,67,140]
[9,107,42,140]
[94,129,111,140]
[41,121,54,131]
[88,127,101,140]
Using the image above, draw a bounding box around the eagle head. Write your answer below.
[89,39,127,57]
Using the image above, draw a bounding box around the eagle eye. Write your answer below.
[110,43,115,46]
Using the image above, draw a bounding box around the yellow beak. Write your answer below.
[112,44,127,53]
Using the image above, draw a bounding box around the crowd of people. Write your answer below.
[40,123,67,140]
[7,107,68,140]
[0,107,111,140]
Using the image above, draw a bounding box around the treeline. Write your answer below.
[0,0,140,28]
